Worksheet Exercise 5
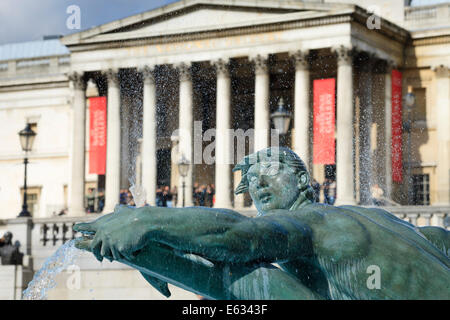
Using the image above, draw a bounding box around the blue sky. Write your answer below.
[0,0,177,44]
[0,0,448,45]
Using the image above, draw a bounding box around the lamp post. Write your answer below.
[18,123,36,217]
[270,98,292,146]
[178,155,190,207]
[404,91,415,205]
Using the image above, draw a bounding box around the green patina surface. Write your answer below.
[74,147,450,299]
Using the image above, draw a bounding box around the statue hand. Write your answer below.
[73,205,148,262]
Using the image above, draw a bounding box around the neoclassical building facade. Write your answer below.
[1,0,449,219]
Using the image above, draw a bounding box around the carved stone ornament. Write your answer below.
[213,59,230,78]
[290,50,309,70]
[177,63,192,82]
[252,55,268,75]
[141,65,156,84]
[68,72,86,91]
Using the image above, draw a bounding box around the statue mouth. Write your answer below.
[79,231,95,240]
[258,192,272,203]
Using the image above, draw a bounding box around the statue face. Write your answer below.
[247,161,301,214]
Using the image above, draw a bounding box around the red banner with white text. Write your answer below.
[313,78,336,164]
[89,96,107,175]
[391,70,403,183]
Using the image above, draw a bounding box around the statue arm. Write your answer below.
[133,207,313,264]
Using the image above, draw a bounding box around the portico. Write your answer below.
[62,0,409,214]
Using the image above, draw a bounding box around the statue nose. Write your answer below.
[257,175,268,188]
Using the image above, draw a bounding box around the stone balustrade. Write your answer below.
[404,3,450,29]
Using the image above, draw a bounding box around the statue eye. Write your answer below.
[265,164,280,176]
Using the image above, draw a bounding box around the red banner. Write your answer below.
[391,70,402,183]
[313,78,336,164]
[89,97,107,175]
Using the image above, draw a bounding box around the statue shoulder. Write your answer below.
[290,204,371,262]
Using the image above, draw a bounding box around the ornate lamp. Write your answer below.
[178,155,190,207]
[271,98,292,135]
[18,123,36,217]
[271,98,292,147]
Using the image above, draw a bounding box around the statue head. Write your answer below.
[233,147,314,214]
[3,232,12,245]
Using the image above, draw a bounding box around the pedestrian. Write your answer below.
[205,185,214,207]
[120,189,128,205]
[86,188,96,213]
[311,179,321,203]
[323,179,331,204]
[328,180,336,205]
[97,190,105,213]
[156,186,163,207]
[166,186,173,207]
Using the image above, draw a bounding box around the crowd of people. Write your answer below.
[76,177,388,214]
[83,182,215,212]
[193,183,215,207]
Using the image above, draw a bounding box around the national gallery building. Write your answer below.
[1,0,450,221]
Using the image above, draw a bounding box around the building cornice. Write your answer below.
[65,9,409,54]
[411,35,450,46]
[0,80,69,92]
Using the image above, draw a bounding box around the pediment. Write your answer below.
[62,0,350,46]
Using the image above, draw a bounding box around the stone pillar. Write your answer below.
[68,72,86,217]
[434,65,450,205]
[213,59,232,208]
[252,55,270,151]
[177,63,194,207]
[334,46,356,205]
[384,61,394,201]
[291,50,310,166]
[104,69,121,213]
[358,54,375,204]
[141,66,157,206]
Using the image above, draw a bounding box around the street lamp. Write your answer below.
[270,98,292,146]
[178,154,190,207]
[404,90,415,205]
[18,123,36,217]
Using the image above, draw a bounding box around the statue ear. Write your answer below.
[298,172,309,187]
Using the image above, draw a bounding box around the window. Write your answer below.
[20,186,41,216]
[412,174,430,205]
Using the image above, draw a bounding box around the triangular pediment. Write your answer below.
[62,0,353,46]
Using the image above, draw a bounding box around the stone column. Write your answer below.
[213,59,232,208]
[177,63,194,207]
[384,61,394,201]
[141,66,157,206]
[334,46,356,205]
[68,72,86,216]
[358,54,375,204]
[434,65,450,205]
[252,55,270,151]
[104,69,121,213]
[291,50,310,166]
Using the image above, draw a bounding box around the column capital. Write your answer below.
[140,65,156,84]
[177,62,192,82]
[333,45,354,66]
[434,64,450,78]
[104,68,120,87]
[251,54,269,75]
[290,50,310,70]
[212,58,230,78]
[68,72,86,91]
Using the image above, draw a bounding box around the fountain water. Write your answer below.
[22,239,81,300]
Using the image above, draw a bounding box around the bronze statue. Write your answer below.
[0,231,23,265]
[74,147,450,299]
